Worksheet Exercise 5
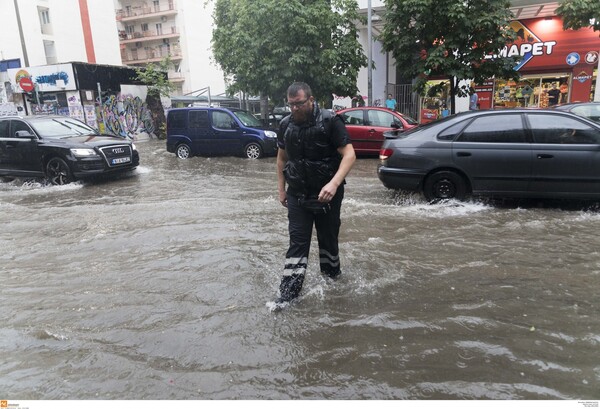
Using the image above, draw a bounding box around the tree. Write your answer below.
[379,0,520,114]
[556,0,600,34]
[211,0,367,116]
[135,57,176,139]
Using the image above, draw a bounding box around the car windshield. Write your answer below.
[30,118,97,138]
[399,113,419,125]
[233,110,263,127]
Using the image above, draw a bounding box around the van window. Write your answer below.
[212,111,235,129]
[168,111,186,129]
[189,110,209,129]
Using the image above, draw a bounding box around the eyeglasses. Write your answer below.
[287,98,309,108]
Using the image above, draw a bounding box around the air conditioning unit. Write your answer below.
[161,16,168,22]
[135,42,142,47]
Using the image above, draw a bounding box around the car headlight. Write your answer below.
[264,130,277,139]
[132,143,137,151]
[70,148,98,157]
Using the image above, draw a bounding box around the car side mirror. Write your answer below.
[231,121,239,129]
[15,130,35,138]
[391,123,400,129]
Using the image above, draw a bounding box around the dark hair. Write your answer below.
[287,82,312,98]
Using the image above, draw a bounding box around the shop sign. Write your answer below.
[585,51,599,65]
[566,52,580,66]
[573,71,592,84]
[492,18,599,71]
[7,63,76,93]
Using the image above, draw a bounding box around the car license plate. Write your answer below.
[112,157,131,164]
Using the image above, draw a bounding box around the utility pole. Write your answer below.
[13,0,29,67]
[367,0,372,107]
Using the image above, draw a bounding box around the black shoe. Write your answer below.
[322,269,342,279]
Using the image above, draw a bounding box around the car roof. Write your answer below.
[0,115,78,122]
[554,102,600,109]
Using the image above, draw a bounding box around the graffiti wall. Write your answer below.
[98,94,154,139]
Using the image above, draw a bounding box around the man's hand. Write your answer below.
[318,182,338,203]
[279,190,288,207]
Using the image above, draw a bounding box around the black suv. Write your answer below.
[0,115,139,185]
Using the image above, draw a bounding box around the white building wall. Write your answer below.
[354,0,388,107]
[84,0,123,65]
[177,0,226,96]
[0,0,121,67]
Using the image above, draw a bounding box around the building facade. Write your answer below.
[354,0,600,122]
[113,0,226,97]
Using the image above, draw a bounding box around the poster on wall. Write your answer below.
[7,64,76,93]
[84,105,98,129]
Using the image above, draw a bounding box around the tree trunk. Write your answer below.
[146,90,166,139]
[260,93,269,125]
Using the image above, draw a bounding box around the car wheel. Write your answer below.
[244,142,263,159]
[176,143,191,159]
[423,170,467,201]
[46,157,74,185]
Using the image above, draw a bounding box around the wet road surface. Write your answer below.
[1,140,599,399]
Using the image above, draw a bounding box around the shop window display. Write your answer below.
[494,74,570,108]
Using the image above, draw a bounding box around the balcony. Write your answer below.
[168,72,185,83]
[121,44,182,65]
[119,27,180,44]
[116,2,177,22]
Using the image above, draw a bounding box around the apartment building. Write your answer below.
[114,0,226,97]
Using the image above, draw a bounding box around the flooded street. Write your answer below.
[1,139,599,400]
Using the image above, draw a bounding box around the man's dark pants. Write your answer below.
[278,185,344,302]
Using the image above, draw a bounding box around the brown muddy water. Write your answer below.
[1,139,599,399]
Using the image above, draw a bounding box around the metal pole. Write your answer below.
[13,0,29,66]
[367,0,373,107]
[595,57,600,102]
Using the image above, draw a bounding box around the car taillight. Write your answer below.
[379,148,393,160]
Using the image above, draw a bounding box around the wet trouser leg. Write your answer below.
[279,193,313,302]
[278,186,345,301]
[315,185,343,278]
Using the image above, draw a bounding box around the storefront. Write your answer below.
[7,63,156,138]
[419,17,598,121]
[483,17,598,109]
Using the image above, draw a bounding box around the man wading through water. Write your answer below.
[275,82,356,305]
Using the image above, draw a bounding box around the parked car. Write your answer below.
[553,102,600,123]
[377,109,600,201]
[166,107,278,159]
[0,115,139,185]
[338,107,418,155]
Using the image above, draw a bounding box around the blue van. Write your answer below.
[166,107,279,159]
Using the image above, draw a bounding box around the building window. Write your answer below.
[39,9,50,25]
[156,23,163,35]
[141,23,148,32]
[153,1,160,12]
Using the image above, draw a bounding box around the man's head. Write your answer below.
[388,94,393,99]
[287,82,314,124]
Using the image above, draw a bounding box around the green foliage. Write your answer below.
[556,0,600,34]
[211,0,367,103]
[135,56,176,98]
[135,57,174,139]
[380,0,519,99]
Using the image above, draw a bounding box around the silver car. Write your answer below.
[377,109,600,201]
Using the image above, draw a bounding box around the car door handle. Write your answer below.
[456,152,471,157]
[368,129,377,133]
[537,154,554,159]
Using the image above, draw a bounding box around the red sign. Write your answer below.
[19,77,34,92]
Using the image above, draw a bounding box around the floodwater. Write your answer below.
[1,139,599,400]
